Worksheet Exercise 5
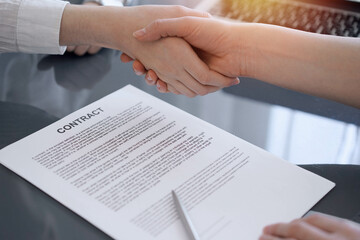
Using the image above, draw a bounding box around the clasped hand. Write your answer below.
[121,15,246,96]
[120,7,240,97]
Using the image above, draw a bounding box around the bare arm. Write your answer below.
[250,24,360,108]
[134,17,360,108]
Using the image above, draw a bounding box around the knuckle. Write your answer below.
[197,87,209,96]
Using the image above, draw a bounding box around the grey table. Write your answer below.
[0,0,360,239]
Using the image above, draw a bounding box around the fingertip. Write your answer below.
[224,77,240,87]
[204,12,212,18]
[67,46,75,52]
[146,70,158,85]
[74,45,89,56]
[134,71,144,76]
[75,51,86,57]
[133,29,146,39]
[120,53,133,63]
[205,69,239,88]
[88,46,101,55]
[231,77,240,86]
[262,225,273,234]
[156,80,168,93]
[145,77,154,86]
[132,60,146,76]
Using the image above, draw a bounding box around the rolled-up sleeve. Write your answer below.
[0,0,69,54]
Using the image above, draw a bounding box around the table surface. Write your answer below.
[0,0,360,239]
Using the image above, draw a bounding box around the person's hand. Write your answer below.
[66,44,102,56]
[115,6,239,97]
[120,53,172,93]
[66,2,102,56]
[60,5,238,97]
[259,213,360,240]
[131,17,255,92]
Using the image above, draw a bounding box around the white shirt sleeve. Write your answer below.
[0,0,69,54]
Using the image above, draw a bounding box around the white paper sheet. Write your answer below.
[0,85,335,240]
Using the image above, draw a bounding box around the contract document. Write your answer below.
[0,85,335,239]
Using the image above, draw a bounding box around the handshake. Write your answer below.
[119,7,244,97]
[60,4,360,107]
[61,5,245,98]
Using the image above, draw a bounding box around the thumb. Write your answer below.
[133,17,196,42]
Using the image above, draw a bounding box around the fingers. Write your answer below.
[132,60,146,76]
[74,45,90,56]
[156,80,169,93]
[262,220,330,240]
[88,46,102,55]
[156,72,196,97]
[169,79,197,97]
[151,76,218,97]
[120,55,148,76]
[142,65,222,96]
[120,53,134,63]
[167,84,182,95]
[145,70,158,85]
[183,48,239,90]
[177,69,212,97]
[66,45,102,56]
[120,56,163,89]
[67,46,76,52]
[303,213,357,233]
[118,57,170,94]
[185,67,225,95]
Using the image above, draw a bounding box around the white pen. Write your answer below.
[172,190,201,240]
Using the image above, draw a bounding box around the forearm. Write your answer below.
[60,5,120,48]
[244,24,360,108]
[59,5,206,58]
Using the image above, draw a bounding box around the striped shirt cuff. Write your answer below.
[17,0,69,54]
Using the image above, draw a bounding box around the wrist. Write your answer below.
[59,5,125,48]
[59,4,98,46]
[230,23,262,79]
